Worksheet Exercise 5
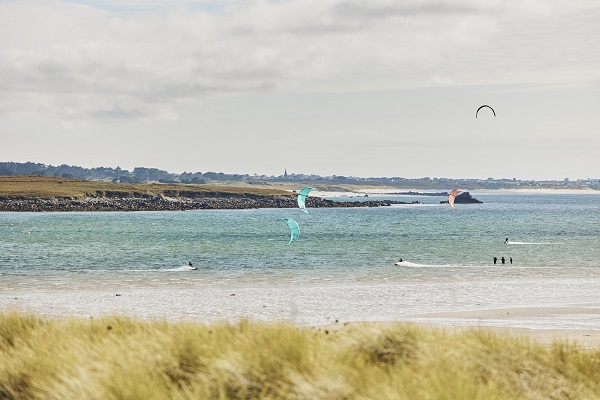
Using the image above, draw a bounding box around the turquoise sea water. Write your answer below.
[1,192,600,327]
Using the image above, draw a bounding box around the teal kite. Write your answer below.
[297,187,314,214]
[279,218,300,245]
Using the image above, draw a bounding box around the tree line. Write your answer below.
[2,161,599,190]
[0,162,252,184]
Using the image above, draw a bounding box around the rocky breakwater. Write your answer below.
[0,194,419,212]
[439,191,483,205]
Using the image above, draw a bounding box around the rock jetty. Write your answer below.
[0,195,419,212]
[439,192,483,205]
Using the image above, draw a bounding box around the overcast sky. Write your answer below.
[1,0,599,180]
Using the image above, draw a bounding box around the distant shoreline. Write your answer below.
[0,175,421,211]
[0,195,419,212]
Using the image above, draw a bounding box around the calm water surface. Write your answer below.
[1,192,600,327]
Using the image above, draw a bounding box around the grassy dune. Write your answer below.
[0,176,291,199]
[1,312,599,399]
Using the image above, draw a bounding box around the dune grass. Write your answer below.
[1,311,599,399]
[0,176,291,199]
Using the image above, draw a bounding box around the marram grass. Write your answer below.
[1,312,599,399]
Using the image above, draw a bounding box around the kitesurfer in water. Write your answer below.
[398,258,403,263]
[504,237,509,244]
[189,262,197,270]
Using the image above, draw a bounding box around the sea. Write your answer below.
[1,191,600,330]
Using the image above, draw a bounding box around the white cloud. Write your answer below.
[1,0,599,124]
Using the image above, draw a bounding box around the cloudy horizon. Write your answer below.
[1,0,599,180]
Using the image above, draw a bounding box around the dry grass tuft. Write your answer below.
[1,312,599,399]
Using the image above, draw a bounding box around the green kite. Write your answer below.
[297,187,314,214]
[279,218,300,245]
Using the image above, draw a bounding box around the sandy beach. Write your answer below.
[4,286,600,348]
[402,306,600,347]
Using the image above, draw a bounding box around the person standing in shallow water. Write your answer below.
[493,256,497,264]
[501,256,505,264]
[510,257,513,264]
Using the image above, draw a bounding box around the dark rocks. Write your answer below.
[0,195,420,212]
[439,192,483,205]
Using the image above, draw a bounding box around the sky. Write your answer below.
[1,0,599,180]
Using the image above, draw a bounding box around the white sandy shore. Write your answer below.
[323,321,600,349]
[336,188,600,195]
[495,188,600,195]
[402,306,600,347]
[4,286,600,347]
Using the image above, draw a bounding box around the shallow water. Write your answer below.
[1,192,600,328]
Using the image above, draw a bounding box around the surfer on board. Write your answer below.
[189,262,197,270]
[505,237,509,244]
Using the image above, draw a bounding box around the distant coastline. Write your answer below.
[1,161,599,191]
[0,175,420,212]
[0,195,418,212]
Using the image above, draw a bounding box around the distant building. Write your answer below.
[284,169,288,178]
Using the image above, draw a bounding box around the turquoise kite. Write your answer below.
[279,218,300,245]
[297,187,314,214]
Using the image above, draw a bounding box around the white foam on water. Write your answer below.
[507,242,552,245]
[394,261,480,268]
[388,203,436,208]
[162,265,197,272]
